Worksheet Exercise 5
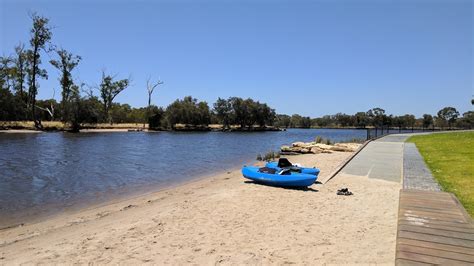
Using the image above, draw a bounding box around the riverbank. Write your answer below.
[0,121,282,132]
[0,151,400,264]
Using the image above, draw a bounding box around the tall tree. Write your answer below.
[437,107,460,129]
[213,97,232,129]
[354,112,368,128]
[27,13,53,129]
[145,77,163,127]
[366,107,386,128]
[422,114,433,130]
[0,56,13,92]
[49,48,81,122]
[13,44,29,103]
[99,72,130,124]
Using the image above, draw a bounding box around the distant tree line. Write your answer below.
[1,13,472,131]
[272,107,473,130]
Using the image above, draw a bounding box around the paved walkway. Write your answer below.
[403,143,441,191]
[339,134,412,183]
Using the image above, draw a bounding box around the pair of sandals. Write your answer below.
[337,188,353,196]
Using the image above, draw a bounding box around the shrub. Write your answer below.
[315,136,323,143]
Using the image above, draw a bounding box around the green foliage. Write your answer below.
[456,111,474,129]
[260,151,280,161]
[408,132,474,217]
[274,114,291,128]
[315,136,323,143]
[290,114,311,128]
[422,114,433,129]
[99,72,130,124]
[148,105,165,129]
[165,96,210,128]
[0,87,28,120]
[214,97,233,128]
[212,97,276,129]
[49,48,81,127]
[437,107,460,128]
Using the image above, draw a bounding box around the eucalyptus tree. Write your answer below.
[422,114,433,130]
[213,97,232,129]
[437,107,460,129]
[0,55,13,91]
[26,13,53,129]
[12,44,29,103]
[49,48,81,122]
[99,72,130,124]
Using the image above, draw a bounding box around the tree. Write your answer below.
[148,105,165,129]
[437,107,460,129]
[290,114,311,128]
[403,114,416,130]
[49,48,81,123]
[456,111,474,129]
[422,114,433,130]
[275,114,291,128]
[213,97,233,129]
[229,97,249,128]
[335,113,353,127]
[366,107,386,127]
[99,72,130,124]
[27,13,53,129]
[13,44,29,103]
[164,96,210,128]
[145,77,163,127]
[354,112,368,128]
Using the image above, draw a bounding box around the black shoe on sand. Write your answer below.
[337,188,353,196]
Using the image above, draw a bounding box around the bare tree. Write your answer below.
[145,76,163,127]
[35,88,55,120]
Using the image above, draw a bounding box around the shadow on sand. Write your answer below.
[244,181,319,192]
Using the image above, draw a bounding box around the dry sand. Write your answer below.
[0,152,400,264]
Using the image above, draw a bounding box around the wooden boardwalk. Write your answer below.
[396,189,474,265]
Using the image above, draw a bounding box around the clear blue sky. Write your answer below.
[1,0,472,117]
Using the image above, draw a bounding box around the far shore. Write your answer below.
[0,151,400,264]
[0,121,284,133]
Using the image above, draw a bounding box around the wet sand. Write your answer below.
[0,152,400,264]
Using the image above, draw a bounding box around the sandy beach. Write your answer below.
[0,151,400,264]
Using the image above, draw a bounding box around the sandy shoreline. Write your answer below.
[0,152,400,264]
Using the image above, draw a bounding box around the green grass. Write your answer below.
[408,131,474,217]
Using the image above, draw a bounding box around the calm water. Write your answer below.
[0,129,365,228]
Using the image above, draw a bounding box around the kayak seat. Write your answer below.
[258,167,277,174]
[278,158,293,168]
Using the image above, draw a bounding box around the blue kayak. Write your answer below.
[242,166,317,187]
[266,161,320,176]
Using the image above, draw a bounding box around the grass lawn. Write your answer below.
[408,131,474,217]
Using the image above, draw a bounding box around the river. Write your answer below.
[0,128,366,228]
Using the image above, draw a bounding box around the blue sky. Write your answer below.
[1,0,472,117]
